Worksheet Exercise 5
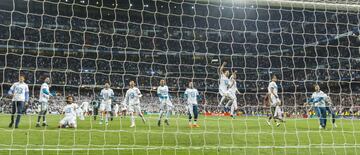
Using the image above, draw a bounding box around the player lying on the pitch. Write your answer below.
[58,96,78,128]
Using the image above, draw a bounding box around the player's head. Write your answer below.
[231,72,237,79]
[224,70,230,77]
[44,77,50,84]
[129,81,135,88]
[271,75,277,82]
[160,79,165,86]
[19,75,25,83]
[314,84,320,92]
[66,96,73,104]
[104,83,110,89]
[189,81,194,88]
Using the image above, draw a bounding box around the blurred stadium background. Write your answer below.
[0,0,360,154]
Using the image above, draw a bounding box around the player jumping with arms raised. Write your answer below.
[218,62,230,109]
[184,81,200,128]
[99,83,114,125]
[123,81,146,127]
[225,71,241,118]
[157,79,173,126]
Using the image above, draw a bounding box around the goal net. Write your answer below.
[0,0,360,154]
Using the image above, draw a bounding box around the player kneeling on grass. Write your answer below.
[58,96,77,128]
[123,81,146,128]
[184,81,200,128]
[266,75,284,127]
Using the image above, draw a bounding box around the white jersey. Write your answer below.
[124,87,142,105]
[228,77,238,95]
[219,74,229,91]
[311,91,328,107]
[157,86,169,101]
[184,88,199,105]
[268,81,278,96]
[80,102,89,110]
[100,88,114,101]
[39,83,51,102]
[63,104,77,117]
[9,82,29,102]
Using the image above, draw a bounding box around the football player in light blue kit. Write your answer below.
[157,79,173,126]
[305,84,329,129]
[8,75,29,128]
[99,83,114,125]
[36,77,55,127]
[184,81,200,128]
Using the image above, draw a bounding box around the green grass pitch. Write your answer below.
[0,114,360,155]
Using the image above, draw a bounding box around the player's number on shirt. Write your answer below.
[65,108,71,113]
[130,93,135,99]
[15,87,23,94]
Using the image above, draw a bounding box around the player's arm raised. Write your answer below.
[219,62,227,75]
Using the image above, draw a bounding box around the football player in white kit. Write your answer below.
[114,104,119,117]
[218,62,230,108]
[225,71,241,118]
[80,101,90,116]
[8,75,29,128]
[58,96,77,128]
[123,81,146,127]
[157,79,173,127]
[99,83,114,125]
[266,75,284,127]
[184,81,200,128]
[36,77,54,127]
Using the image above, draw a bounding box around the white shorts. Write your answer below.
[128,104,142,114]
[100,100,112,112]
[82,106,89,113]
[39,101,48,112]
[187,104,198,116]
[270,94,281,106]
[160,99,173,111]
[274,106,283,119]
[228,92,237,100]
[60,116,77,127]
[219,88,229,97]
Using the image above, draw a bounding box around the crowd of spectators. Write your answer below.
[0,0,359,116]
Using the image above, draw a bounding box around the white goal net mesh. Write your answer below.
[0,0,360,154]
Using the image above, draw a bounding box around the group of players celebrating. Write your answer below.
[6,61,337,130]
[6,75,201,129]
